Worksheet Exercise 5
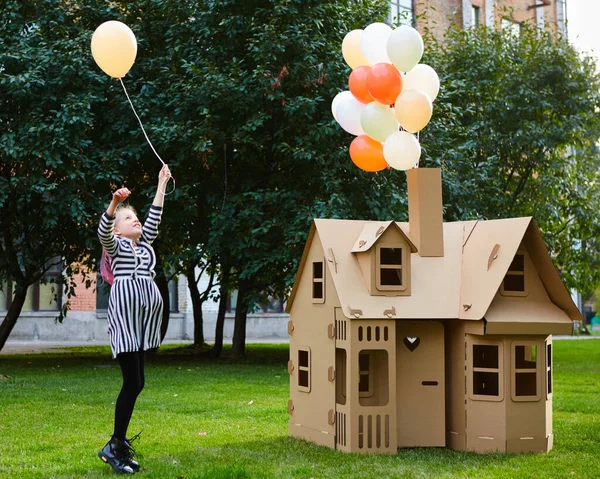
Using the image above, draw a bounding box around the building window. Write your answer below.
[501,18,521,36]
[511,342,541,402]
[168,278,179,313]
[96,274,110,310]
[0,283,8,310]
[358,349,389,406]
[470,341,504,402]
[312,260,325,303]
[389,0,414,27]
[298,347,311,392]
[376,244,407,291]
[472,6,481,27]
[1,260,63,312]
[501,253,527,296]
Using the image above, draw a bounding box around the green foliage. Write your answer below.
[423,23,600,291]
[0,0,120,306]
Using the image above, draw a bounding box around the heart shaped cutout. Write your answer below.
[403,336,420,352]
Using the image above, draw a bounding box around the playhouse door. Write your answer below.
[396,321,445,447]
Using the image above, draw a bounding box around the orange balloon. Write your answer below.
[349,135,388,172]
[367,63,402,105]
[348,66,373,104]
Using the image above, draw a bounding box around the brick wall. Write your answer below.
[414,0,562,37]
[69,274,97,312]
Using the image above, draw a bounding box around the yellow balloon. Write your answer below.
[394,89,432,133]
[342,30,369,69]
[91,21,137,78]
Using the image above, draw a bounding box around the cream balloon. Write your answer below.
[336,95,366,136]
[342,30,369,69]
[332,91,354,122]
[360,102,399,142]
[91,21,137,78]
[403,64,440,101]
[394,89,432,133]
[386,25,424,73]
[383,131,421,170]
[360,23,392,65]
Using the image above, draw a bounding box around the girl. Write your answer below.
[97,164,170,474]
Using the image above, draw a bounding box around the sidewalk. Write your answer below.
[0,338,290,355]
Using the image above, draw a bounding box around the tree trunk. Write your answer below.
[155,271,171,343]
[187,268,204,346]
[232,278,250,358]
[0,286,28,352]
[212,266,230,358]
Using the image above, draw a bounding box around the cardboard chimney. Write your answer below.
[286,168,579,454]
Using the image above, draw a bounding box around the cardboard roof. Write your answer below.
[484,300,574,335]
[287,217,581,324]
[350,221,417,253]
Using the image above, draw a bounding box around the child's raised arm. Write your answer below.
[98,187,130,256]
[142,165,170,244]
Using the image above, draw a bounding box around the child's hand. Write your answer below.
[113,187,131,203]
[158,164,171,183]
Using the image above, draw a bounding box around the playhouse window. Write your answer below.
[500,253,527,296]
[358,350,389,406]
[511,342,541,402]
[375,244,407,291]
[298,347,311,392]
[546,342,552,398]
[470,341,503,402]
[472,344,499,397]
[336,348,347,405]
[312,261,325,303]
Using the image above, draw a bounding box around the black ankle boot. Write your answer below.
[98,436,135,474]
[124,432,141,472]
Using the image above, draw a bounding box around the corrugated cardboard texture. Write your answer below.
[407,168,444,257]
[288,231,337,441]
[485,301,573,335]
[287,169,574,455]
[396,321,445,447]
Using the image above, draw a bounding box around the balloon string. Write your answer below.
[118,78,175,195]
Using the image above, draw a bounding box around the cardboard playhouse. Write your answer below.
[286,168,581,454]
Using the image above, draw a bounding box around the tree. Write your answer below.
[0,1,124,350]
[422,22,600,292]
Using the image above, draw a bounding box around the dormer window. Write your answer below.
[376,243,408,291]
[501,252,527,297]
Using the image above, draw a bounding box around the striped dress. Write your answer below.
[97,206,164,358]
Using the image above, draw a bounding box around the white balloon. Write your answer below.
[332,91,354,122]
[386,25,424,73]
[403,64,440,101]
[360,23,392,65]
[360,102,399,142]
[383,131,421,170]
[336,95,366,136]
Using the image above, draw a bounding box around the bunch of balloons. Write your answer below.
[332,23,440,172]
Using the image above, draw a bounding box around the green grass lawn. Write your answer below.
[0,340,599,479]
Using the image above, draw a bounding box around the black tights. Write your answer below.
[113,351,146,441]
